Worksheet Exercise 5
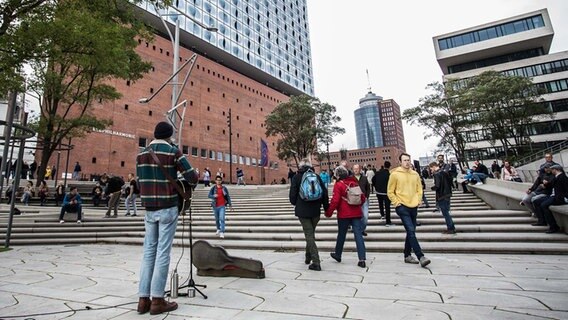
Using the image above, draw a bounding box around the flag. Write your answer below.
[260,139,269,167]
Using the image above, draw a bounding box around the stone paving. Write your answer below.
[0,245,567,319]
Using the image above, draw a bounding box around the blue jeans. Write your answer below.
[213,205,226,232]
[333,218,366,261]
[437,198,455,231]
[125,194,137,215]
[361,199,369,231]
[139,206,178,298]
[395,205,424,259]
[421,193,430,207]
[472,173,487,183]
[539,196,562,231]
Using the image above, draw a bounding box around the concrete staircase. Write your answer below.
[1,184,568,254]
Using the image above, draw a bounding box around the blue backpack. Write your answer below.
[299,169,323,201]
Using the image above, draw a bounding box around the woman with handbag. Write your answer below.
[325,165,367,268]
[502,161,522,182]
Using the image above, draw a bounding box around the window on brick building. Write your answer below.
[126,80,131,86]
[191,147,198,157]
[207,87,210,92]
[149,111,153,116]
[189,121,192,126]
[207,106,210,111]
[150,88,154,93]
[200,149,207,158]
[121,161,125,167]
[138,138,147,148]
[207,125,210,131]
[124,104,128,110]
[209,150,215,160]
[182,145,189,154]
[92,157,96,164]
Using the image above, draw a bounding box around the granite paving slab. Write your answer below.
[401,301,549,320]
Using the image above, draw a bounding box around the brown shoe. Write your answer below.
[150,297,178,315]
[137,297,151,314]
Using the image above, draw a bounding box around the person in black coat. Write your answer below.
[289,159,329,271]
[430,162,456,234]
[533,164,568,233]
[372,161,392,225]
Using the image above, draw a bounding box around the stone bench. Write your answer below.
[549,205,568,234]
[467,179,531,212]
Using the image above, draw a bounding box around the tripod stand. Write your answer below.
[176,190,207,299]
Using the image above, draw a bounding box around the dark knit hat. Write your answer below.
[154,121,173,139]
[550,164,563,171]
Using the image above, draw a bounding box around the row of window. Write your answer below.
[462,118,568,143]
[464,140,564,162]
[448,48,544,74]
[438,14,544,51]
[457,98,568,124]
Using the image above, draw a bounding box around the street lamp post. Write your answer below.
[227,108,233,184]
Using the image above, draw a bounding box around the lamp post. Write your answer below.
[227,108,233,184]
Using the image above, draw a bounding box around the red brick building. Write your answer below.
[38,34,291,184]
[321,145,405,173]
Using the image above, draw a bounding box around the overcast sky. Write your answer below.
[306,0,568,159]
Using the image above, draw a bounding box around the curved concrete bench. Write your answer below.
[467,179,531,212]
[549,205,568,234]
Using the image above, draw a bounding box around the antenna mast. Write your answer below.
[366,69,372,92]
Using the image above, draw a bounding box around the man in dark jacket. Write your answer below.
[289,158,329,271]
[353,164,371,236]
[533,164,567,233]
[522,163,555,221]
[430,162,456,234]
[104,175,124,218]
[372,161,392,225]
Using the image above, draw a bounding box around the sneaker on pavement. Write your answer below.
[385,223,392,227]
[59,220,64,224]
[131,214,137,217]
[475,182,483,185]
[215,229,220,235]
[404,256,419,264]
[330,252,341,263]
[125,213,131,216]
[77,220,82,224]
[219,232,225,238]
[379,216,385,220]
[308,263,321,271]
[419,256,431,267]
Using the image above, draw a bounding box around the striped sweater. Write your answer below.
[136,139,198,210]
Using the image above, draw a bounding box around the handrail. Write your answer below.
[516,139,568,167]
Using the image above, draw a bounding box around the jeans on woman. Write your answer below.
[138,206,178,298]
[213,205,226,232]
[333,217,366,261]
[361,199,369,231]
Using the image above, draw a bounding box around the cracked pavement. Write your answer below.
[0,245,567,319]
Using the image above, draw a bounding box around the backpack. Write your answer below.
[341,181,363,206]
[299,169,323,201]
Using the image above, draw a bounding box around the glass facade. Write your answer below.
[138,0,314,95]
[439,14,544,51]
[447,48,544,74]
[355,92,383,149]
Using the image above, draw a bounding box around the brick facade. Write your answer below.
[37,34,291,184]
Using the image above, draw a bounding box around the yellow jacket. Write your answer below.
[387,166,423,208]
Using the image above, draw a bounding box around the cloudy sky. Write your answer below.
[306,0,568,159]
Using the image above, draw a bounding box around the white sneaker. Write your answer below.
[59,220,64,224]
[215,229,220,235]
[77,220,82,224]
[219,232,225,238]
[475,182,483,185]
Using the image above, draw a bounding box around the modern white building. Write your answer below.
[433,8,568,161]
[0,96,36,165]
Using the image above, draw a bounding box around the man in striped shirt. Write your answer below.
[136,121,198,315]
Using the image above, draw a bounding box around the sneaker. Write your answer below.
[419,256,431,267]
[330,252,341,263]
[111,214,118,218]
[475,182,483,186]
[404,256,419,264]
[379,216,385,220]
[385,223,392,227]
[125,213,131,216]
[362,231,368,236]
[357,261,366,268]
[308,263,321,271]
[59,220,65,224]
[215,229,220,235]
[432,208,439,213]
[77,220,82,224]
[131,214,137,217]
[219,232,225,238]
[519,201,525,206]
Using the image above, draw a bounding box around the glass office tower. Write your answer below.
[355,91,383,149]
[137,0,314,96]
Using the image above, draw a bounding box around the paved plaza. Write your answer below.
[0,245,567,319]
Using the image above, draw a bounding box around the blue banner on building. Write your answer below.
[260,139,269,167]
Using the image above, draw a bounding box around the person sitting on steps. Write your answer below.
[59,186,83,224]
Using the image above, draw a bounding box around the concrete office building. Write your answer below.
[37,0,314,184]
[433,8,568,161]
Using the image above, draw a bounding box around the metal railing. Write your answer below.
[515,139,568,168]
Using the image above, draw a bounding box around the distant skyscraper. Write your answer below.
[379,99,405,151]
[355,91,383,149]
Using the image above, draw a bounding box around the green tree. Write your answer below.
[402,81,472,169]
[461,70,551,160]
[265,94,345,167]
[18,0,161,182]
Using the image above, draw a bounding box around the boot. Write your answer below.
[137,297,151,314]
[150,297,178,315]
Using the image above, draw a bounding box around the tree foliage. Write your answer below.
[0,0,175,181]
[402,81,472,169]
[461,70,551,159]
[265,94,345,167]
